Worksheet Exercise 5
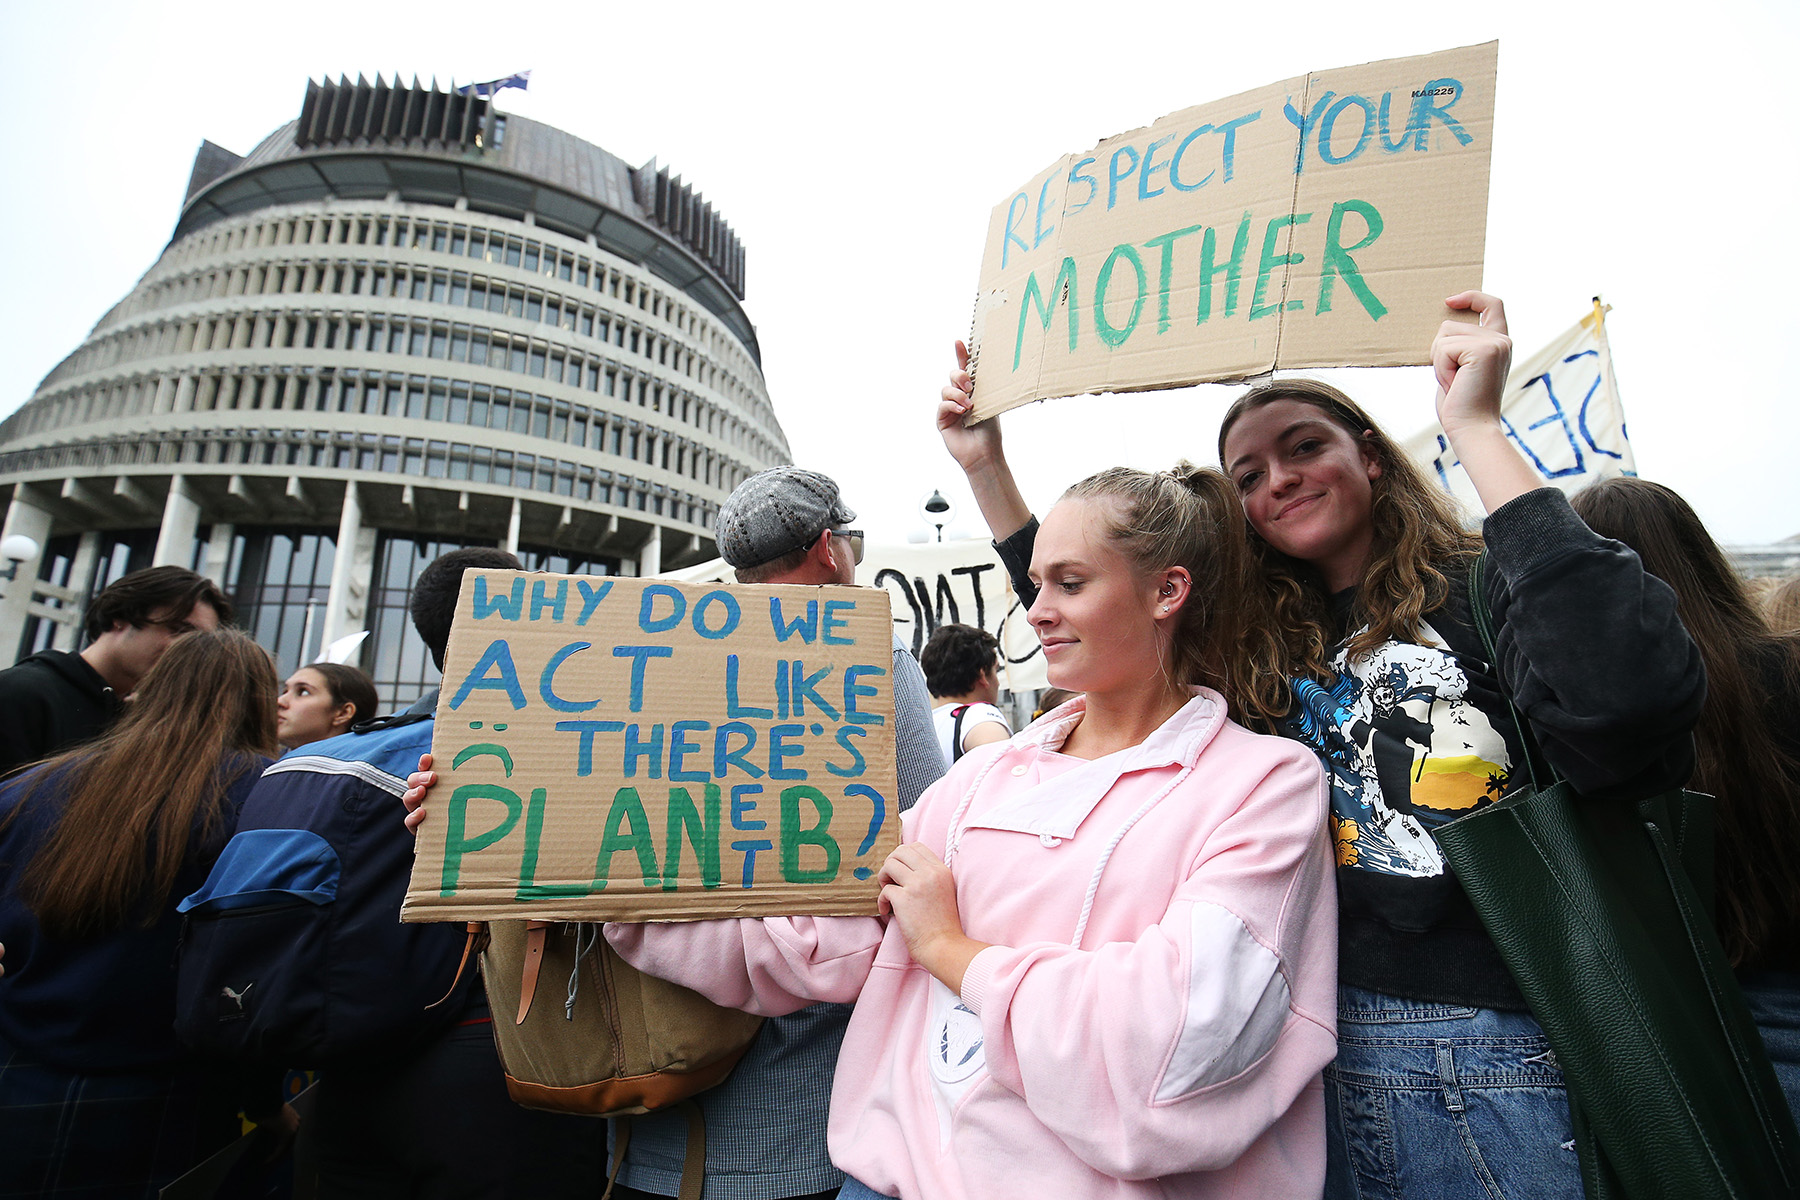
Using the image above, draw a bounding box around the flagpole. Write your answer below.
[1589,294,1622,440]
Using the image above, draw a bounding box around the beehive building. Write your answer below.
[0,76,789,700]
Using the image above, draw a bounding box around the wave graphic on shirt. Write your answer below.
[1284,622,1510,879]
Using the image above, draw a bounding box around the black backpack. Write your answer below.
[174,711,480,1067]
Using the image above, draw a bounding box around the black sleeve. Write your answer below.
[994,516,1041,609]
[1481,487,1705,797]
[0,671,53,779]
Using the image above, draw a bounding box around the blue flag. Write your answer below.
[456,71,531,99]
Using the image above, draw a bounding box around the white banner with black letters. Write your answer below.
[663,539,1048,692]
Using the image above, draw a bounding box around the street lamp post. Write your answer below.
[921,490,954,543]
[0,534,40,586]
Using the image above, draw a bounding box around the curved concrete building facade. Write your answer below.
[0,76,789,701]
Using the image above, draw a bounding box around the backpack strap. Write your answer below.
[678,1100,706,1200]
[424,921,490,1010]
[951,704,971,763]
[515,920,551,1025]
[601,1115,632,1200]
[599,1107,704,1200]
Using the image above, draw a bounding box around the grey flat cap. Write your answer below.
[716,467,856,569]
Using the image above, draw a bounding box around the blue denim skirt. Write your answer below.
[836,1178,895,1200]
[1323,985,1583,1200]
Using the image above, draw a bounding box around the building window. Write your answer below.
[224,527,337,676]
[366,534,496,705]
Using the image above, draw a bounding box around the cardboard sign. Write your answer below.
[665,539,1051,692]
[968,42,1499,421]
[1406,301,1634,515]
[401,572,901,923]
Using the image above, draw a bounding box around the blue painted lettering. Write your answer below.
[730,782,766,830]
[555,719,624,776]
[539,642,599,712]
[471,575,524,621]
[822,599,854,645]
[638,583,686,633]
[770,596,819,643]
[449,640,527,710]
[714,721,763,779]
[843,664,886,726]
[725,654,774,719]
[529,577,567,621]
[613,645,674,712]
[669,720,711,782]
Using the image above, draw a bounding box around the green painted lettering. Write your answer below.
[592,787,660,890]
[440,783,522,896]
[664,784,723,890]
[1013,257,1079,370]
[780,785,840,884]
[1250,213,1312,320]
[1318,200,1388,320]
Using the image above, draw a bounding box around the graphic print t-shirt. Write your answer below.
[1281,584,1530,1007]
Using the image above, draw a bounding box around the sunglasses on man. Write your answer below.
[830,529,865,566]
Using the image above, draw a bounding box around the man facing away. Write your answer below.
[606,465,947,1200]
[0,566,229,777]
[921,623,1013,765]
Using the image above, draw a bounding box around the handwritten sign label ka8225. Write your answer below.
[967,41,1499,422]
[401,572,901,923]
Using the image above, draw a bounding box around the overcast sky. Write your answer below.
[4,0,1795,545]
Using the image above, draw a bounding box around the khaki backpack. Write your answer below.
[480,919,766,1200]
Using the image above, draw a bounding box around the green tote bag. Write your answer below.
[1432,552,1799,1200]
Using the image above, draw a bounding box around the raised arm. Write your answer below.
[939,340,1032,542]
[1481,487,1704,797]
[1430,294,1706,794]
[1431,291,1539,513]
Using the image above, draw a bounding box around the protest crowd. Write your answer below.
[0,284,1794,1200]
[1,49,1799,1200]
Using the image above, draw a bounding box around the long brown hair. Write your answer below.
[1571,476,1800,967]
[11,629,280,940]
[1060,462,1290,727]
[1217,379,1481,682]
[1764,576,1800,636]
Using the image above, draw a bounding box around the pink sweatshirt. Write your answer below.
[606,690,1337,1200]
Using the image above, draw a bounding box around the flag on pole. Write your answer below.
[1406,299,1635,516]
[319,630,369,665]
[455,71,531,98]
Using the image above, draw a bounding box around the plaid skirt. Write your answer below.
[0,1032,239,1199]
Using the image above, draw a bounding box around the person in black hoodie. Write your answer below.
[0,566,231,776]
[0,628,284,1199]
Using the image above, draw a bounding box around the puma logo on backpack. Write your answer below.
[174,712,480,1067]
